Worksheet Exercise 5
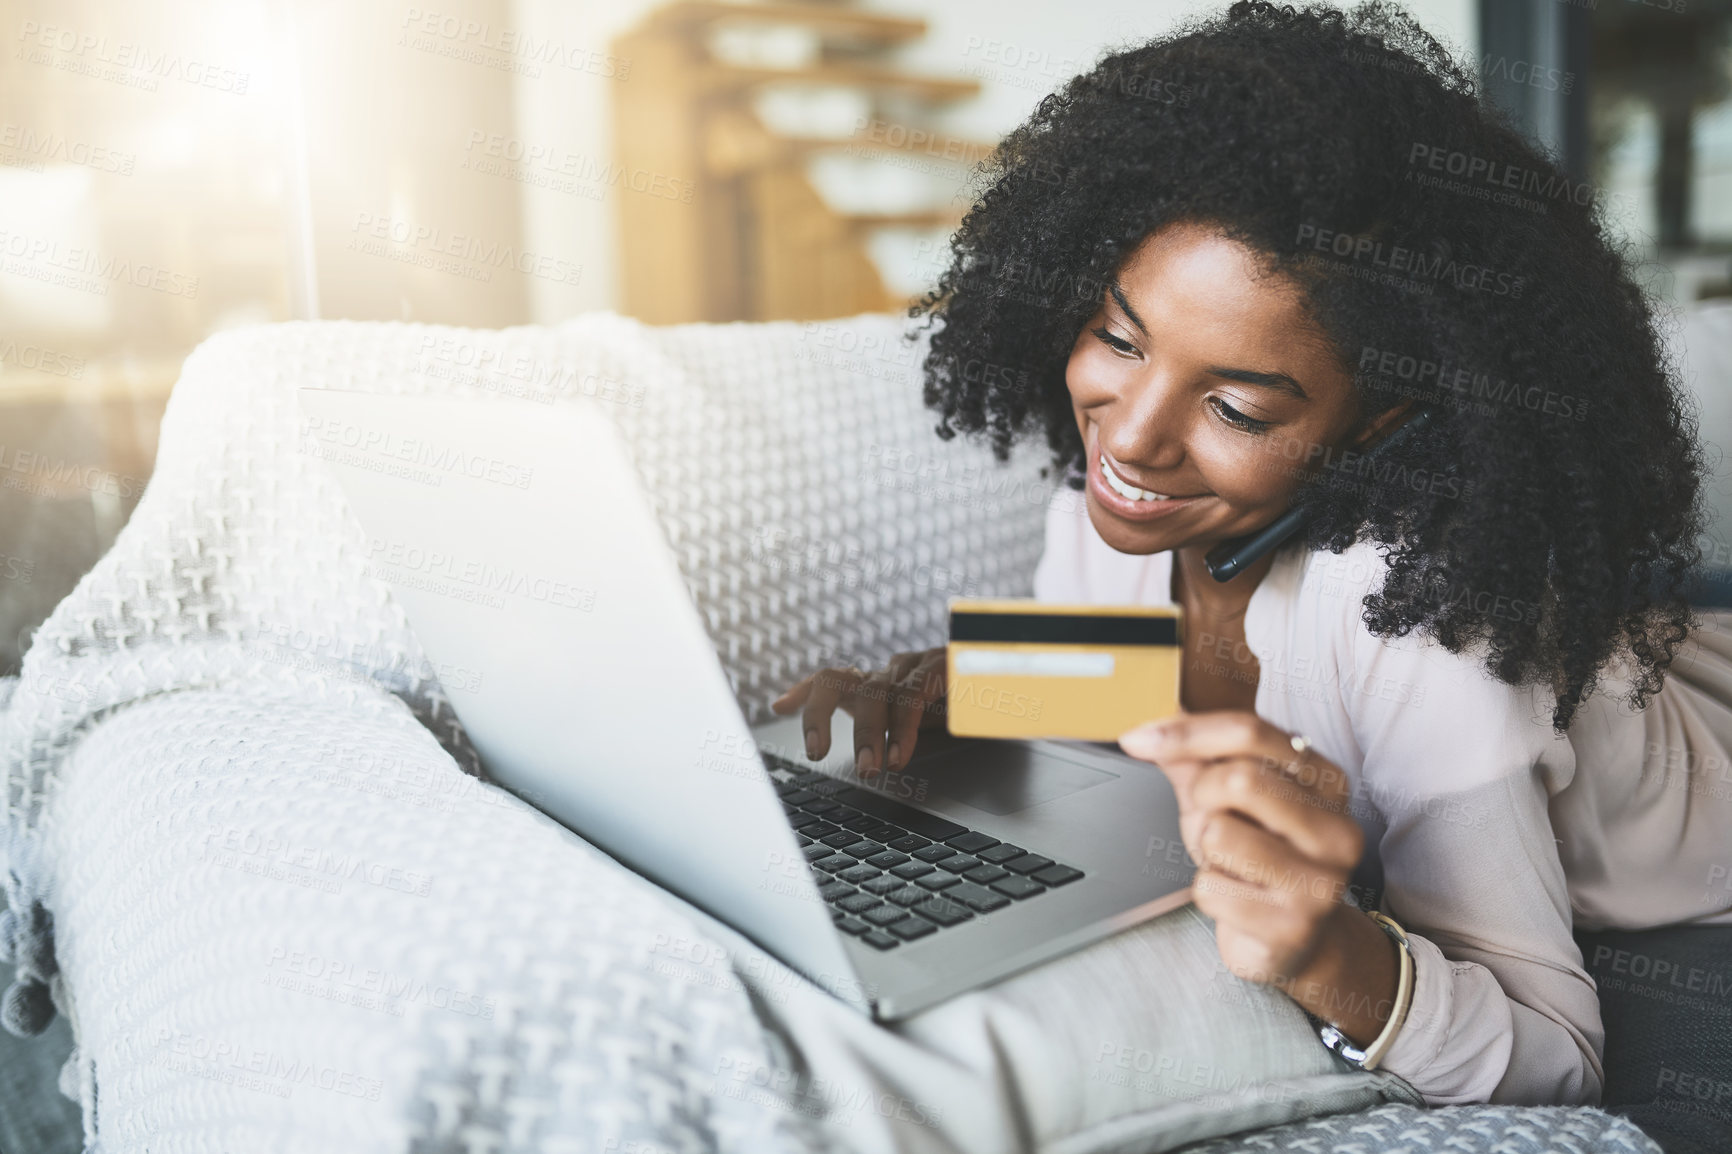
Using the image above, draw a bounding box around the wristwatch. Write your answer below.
[1306,910,1415,1071]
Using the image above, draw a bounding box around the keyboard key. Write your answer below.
[780,789,819,806]
[836,891,883,914]
[790,812,825,831]
[1033,865,1085,887]
[808,778,849,796]
[866,851,909,870]
[842,814,887,833]
[814,855,856,873]
[802,844,832,863]
[821,830,862,848]
[936,854,980,873]
[963,865,1008,885]
[977,843,1026,864]
[945,831,1000,854]
[887,835,931,853]
[832,788,967,841]
[914,872,961,891]
[990,875,1047,900]
[818,880,854,901]
[838,864,881,884]
[1004,854,1054,875]
[946,883,1011,912]
[795,833,814,846]
[890,861,935,880]
[913,844,956,863]
[861,930,900,950]
[842,841,886,859]
[826,806,862,823]
[802,820,839,839]
[911,897,973,926]
[888,917,939,941]
[863,905,908,927]
[854,821,898,841]
[886,886,930,907]
[801,798,840,816]
[834,916,871,936]
[861,875,904,895]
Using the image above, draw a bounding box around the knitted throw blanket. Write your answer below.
[0,312,1049,1150]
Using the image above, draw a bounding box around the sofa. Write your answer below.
[0,312,1663,1153]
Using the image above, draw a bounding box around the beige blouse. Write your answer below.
[1031,491,1732,1106]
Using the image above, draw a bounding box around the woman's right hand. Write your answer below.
[770,647,949,776]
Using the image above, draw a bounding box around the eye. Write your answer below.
[1210,397,1273,433]
[1091,326,1139,357]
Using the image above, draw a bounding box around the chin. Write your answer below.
[1084,493,1187,555]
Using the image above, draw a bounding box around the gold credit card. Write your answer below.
[946,599,1184,741]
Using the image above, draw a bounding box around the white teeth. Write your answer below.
[1100,454,1169,501]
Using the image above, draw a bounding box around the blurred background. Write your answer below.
[1,0,1730,676]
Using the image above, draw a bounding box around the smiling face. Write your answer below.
[1067,220,1390,558]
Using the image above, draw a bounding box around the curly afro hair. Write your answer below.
[911,0,1708,731]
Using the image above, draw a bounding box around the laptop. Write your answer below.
[294,387,1195,1019]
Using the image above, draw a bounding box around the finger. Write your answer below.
[1192,870,1334,983]
[1190,869,1313,971]
[771,676,814,715]
[1195,811,1349,911]
[844,672,895,776]
[800,668,861,761]
[884,657,944,770]
[880,652,930,759]
[1189,757,1364,868]
[1176,800,1210,864]
[915,650,949,730]
[1122,710,1318,781]
[884,675,925,773]
[885,650,924,683]
[1140,753,1206,812]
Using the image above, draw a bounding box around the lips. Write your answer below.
[1099,454,1177,502]
[1087,444,1207,522]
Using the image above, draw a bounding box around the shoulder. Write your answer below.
[1285,540,1570,789]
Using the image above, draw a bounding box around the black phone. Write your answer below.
[1203,406,1437,582]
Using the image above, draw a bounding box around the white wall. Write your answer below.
[506,0,663,322]
[506,0,1477,322]
[876,0,1474,141]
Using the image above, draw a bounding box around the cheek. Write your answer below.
[1190,432,1304,508]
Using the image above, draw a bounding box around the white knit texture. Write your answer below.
[0,312,1050,1152]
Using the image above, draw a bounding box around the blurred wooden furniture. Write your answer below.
[612,1,995,323]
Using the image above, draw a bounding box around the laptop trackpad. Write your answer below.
[921,743,1119,816]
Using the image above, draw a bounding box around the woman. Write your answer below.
[774,0,1731,1130]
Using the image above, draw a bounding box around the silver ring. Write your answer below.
[1290,733,1312,756]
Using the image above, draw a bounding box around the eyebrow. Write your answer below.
[1108,281,1149,335]
[1207,366,1309,401]
[1106,279,1310,402]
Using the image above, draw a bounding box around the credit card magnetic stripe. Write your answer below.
[948,612,1178,646]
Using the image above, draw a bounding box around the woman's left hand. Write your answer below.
[1119,710,1365,987]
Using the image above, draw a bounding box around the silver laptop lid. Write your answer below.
[294,387,866,1008]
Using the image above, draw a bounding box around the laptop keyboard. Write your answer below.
[763,753,1086,951]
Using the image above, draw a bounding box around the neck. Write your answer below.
[1172,544,1276,621]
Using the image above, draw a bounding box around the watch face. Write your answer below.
[1317,1023,1367,1067]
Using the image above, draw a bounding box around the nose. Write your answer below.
[1099,371,1188,473]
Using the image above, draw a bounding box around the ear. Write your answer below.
[1347,399,1419,451]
